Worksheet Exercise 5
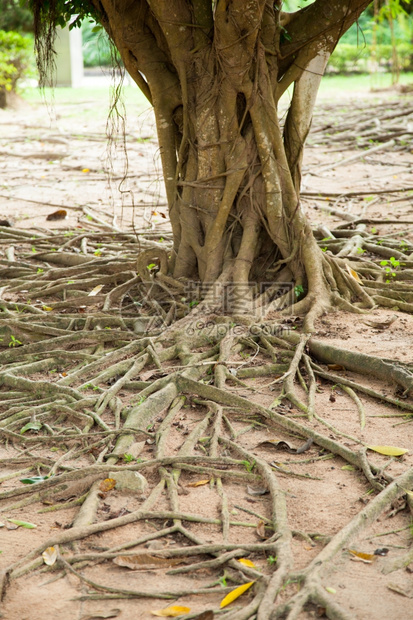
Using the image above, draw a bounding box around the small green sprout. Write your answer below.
[9,335,22,347]
[294,284,304,299]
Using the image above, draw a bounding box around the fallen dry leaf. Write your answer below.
[42,546,57,566]
[256,520,268,540]
[367,445,408,457]
[247,485,268,496]
[99,478,117,493]
[345,263,363,284]
[150,605,191,617]
[88,284,105,297]
[256,439,296,452]
[237,558,256,568]
[46,209,67,221]
[348,549,376,563]
[220,582,254,608]
[327,364,345,371]
[187,479,210,487]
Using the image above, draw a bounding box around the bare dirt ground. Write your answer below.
[0,84,413,620]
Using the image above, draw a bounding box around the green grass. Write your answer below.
[20,84,151,121]
[20,71,413,119]
[318,72,413,96]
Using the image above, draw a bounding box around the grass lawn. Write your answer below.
[319,71,413,95]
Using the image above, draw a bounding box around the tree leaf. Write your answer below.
[20,421,42,434]
[237,558,256,568]
[256,520,269,540]
[20,475,49,484]
[99,478,117,493]
[150,606,191,617]
[46,209,67,221]
[7,519,37,529]
[345,263,363,284]
[220,582,254,608]
[88,284,104,296]
[348,549,376,563]
[327,364,344,371]
[42,546,57,566]
[247,485,268,496]
[256,439,295,452]
[367,445,408,457]
[187,479,210,487]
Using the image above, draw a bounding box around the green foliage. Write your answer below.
[82,19,114,67]
[242,459,255,473]
[9,334,22,347]
[0,30,33,96]
[0,0,34,32]
[294,284,305,299]
[330,41,413,73]
[329,1,413,74]
[380,256,401,281]
[29,0,98,31]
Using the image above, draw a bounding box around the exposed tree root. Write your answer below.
[1,221,413,619]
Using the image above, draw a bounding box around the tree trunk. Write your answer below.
[0,86,7,109]
[91,0,373,328]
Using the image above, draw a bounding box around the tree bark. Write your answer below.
[90,0,373,327]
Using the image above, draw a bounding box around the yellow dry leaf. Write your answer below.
[345,263,363,285]
[88,284,104,297]
[367,445,408,457]
[220,582,255,608]
[82,168,90,173]
[42,306,53,312]
[150,606,191,617]
[237,558,256,568]
[403,488,413,499]
[42,546,57,566]
[348,549,376,563]
[187,479,210,487]
[99,478,117,492]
